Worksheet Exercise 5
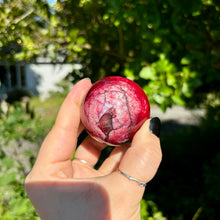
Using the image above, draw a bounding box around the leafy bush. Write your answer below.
[0,91,67,219]
[0,102,41,144]
[137,54,202,111]
[1,0,219,111]
[52,0,220,111]
[141,199,166,220]
[0,102,42,219]
[0,182,39,220]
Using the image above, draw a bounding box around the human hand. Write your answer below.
[25,78,162,220]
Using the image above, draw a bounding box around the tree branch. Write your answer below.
[12,8,34,25]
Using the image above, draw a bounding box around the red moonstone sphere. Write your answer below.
[81,76,150,146]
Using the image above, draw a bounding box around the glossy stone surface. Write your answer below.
[81,76,150,146]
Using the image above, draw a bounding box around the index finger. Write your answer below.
[116,118,162,187]
[34,78,92,166]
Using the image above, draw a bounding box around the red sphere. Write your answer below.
[81,76,150,146]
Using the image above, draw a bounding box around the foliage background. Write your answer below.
[1,0,219,110]
[0,0,220,219]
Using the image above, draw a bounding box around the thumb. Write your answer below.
[118,117,162,185]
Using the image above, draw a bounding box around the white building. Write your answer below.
[0,61,80,100]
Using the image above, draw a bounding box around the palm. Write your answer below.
[54,159,102,179]
[48,137,128,180]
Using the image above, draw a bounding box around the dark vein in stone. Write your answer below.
[119,85,132,139]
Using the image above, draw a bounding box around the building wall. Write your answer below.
[25,63,77,96]
[0,62,79,100]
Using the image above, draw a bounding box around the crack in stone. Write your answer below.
[119,85,133,139]
[96,91,114,142]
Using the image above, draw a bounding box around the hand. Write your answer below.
[25,78,162,220]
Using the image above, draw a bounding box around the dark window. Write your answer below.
[0,66,8,89]
[10,65,16,87]
[0,64,26,90]
[20,65,26,86]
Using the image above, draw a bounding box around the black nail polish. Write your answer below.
[149,117,161,138]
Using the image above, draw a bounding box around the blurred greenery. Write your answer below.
[0,103,42,219]
[0,0,220,219]
[1,0,220,110]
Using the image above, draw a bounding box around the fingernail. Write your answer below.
[85,77,91,82]
[149,117,161,138]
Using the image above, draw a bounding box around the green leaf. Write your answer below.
[124,69,135,80]
[153,36,162,44]
[154,58,169,73]
[114,20,120,27]
[153,94,166,104]
[139,66,156,80]
[172,94,185,105]
[1,157,15,169]
[103,14,109,20]
[69,29,79,39]
[73,45,83,52]
[50,15,58,27]
[76,36,86,44]
[180,57,191,65]
[182,83,192,97]
[0,172,16,186]
[160,85,173,97]
[24,150,34,157]
[0,202,3,216]
[15,51,26,60]
[167,72,177,87]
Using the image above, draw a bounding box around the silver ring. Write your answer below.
[117,168,147,187]
[73,157,93,167]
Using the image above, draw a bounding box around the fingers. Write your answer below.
[35,78,92,166]
[73,136,107,167]
[98,144,128,174]
[117,117,162,185]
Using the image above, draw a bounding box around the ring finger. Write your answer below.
[73,135,107,167]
